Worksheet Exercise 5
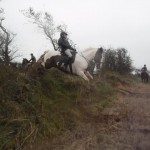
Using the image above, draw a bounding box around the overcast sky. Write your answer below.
[1,0,150,68]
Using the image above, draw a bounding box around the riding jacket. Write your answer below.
[141,66,147,72]
[58,37,75,53]
[30,55,36,63]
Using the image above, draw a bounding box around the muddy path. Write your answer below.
[26,83,150,150]
[99,83,150,150]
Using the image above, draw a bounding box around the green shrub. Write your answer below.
[102,48,133,74]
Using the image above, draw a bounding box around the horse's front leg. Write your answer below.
[78,70,90,83]
[78,70,93,89]
[85,71,93,80]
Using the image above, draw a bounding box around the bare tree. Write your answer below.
[21,8,76,51]
[0,9,18,65]
[0,20,17,64]
[0,8,4,49]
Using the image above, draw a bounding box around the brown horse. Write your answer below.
[141,71,149,83]
[21,58,35,72]
[22,58,29,68]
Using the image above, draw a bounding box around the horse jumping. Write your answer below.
[38,47,103,82]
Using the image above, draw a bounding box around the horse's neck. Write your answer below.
[81,48,97,62]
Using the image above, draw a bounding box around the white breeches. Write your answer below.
[65,49,73,58]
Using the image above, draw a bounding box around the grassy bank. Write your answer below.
[0,65,135,149]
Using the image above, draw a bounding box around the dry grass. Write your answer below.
[24,83,150,150]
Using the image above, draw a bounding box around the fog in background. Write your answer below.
[1,0,150,69]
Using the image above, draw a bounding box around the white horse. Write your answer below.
[38,47,103,82]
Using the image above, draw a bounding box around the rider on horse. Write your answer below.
[29,53,36,64]
[141,64,147,73]
[141,64,148,83]
[58,31,76,71]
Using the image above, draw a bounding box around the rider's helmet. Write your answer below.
[144,64,146,66]
[99,47,103,53]
[60,31,67,38]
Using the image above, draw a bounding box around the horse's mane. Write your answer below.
[81,48,98,58]
[82,47,96,52]
[82,47,98,55]
[37,50,49,63]
[41,50,49,58]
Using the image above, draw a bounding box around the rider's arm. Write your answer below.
[29,57,34,62]
[60,39,75,50]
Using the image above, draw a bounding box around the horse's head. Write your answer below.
[98,47,103,54]
[94,47,104,70]
[22,58,29,67]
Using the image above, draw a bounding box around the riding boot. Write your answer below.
[68,57,72,64]
[62,57,72,72]
[62,58,71,72]
[66,57,73,73]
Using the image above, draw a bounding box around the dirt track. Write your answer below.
[60,83,150,150]
[98,83,150,150]
[26,83,150,150]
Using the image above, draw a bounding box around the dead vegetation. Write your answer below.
[24,83,150,150]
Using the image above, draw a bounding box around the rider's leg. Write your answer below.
[65,49,73,59]
[64,49,73,70]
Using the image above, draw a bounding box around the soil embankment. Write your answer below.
[26,83,150,150]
